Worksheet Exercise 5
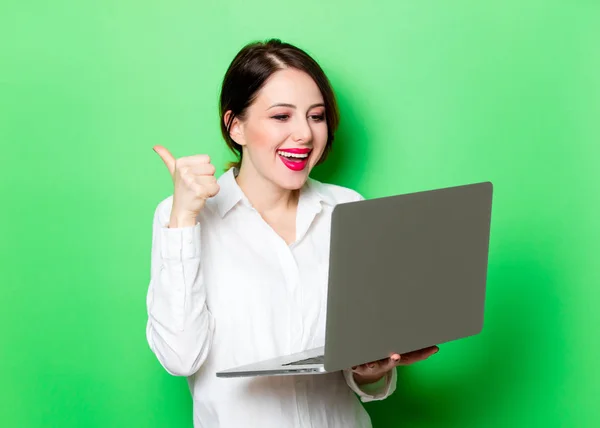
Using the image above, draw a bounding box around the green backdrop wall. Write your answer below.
[2,0,599,427]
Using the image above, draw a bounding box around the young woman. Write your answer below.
[146,38,438,428]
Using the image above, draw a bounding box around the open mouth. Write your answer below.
[277,148,312,171]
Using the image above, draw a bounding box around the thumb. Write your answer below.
[388,353,401,368]
[153,145,175,176]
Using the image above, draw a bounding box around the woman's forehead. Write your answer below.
[255,74,324,108]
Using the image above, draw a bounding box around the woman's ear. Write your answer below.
[224,110,246,146]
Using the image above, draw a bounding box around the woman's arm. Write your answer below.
[145,199,215,377]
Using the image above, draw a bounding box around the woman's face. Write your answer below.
[229,68,329,190]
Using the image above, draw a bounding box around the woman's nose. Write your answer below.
[292,119,313,143]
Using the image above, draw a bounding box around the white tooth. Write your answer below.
[278,151,308,158]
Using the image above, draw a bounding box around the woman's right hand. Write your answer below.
[153,145,220,228]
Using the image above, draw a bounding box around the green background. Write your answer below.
[2,0,599,427]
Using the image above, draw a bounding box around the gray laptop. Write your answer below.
[216,181,493,378]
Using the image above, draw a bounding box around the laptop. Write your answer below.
[216,180,494,378]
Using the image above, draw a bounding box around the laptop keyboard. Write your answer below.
[283,355,325,366]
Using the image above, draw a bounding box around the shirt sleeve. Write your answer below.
[342,367,398,402]
[353,190,365,202]
[145,200,215,377]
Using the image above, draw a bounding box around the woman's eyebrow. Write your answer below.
[267,103,325,110]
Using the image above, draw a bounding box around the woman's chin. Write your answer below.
[276,170,311,190]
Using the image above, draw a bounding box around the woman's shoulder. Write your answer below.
[307,177,365,205]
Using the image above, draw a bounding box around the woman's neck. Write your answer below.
[235,164,299,216]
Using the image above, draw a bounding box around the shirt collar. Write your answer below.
[214,167,245,218]
[214,167,334,218]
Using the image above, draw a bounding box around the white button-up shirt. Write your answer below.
[146,167,397,428]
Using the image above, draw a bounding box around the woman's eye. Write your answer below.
[272,114,325,122]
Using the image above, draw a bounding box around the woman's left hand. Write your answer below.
[352,345,440,385]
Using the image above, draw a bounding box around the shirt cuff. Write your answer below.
[343,367,397,402]
[159,222,201,260]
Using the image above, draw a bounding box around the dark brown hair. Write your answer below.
[219,38,340,170]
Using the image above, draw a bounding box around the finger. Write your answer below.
[351,365,369,375]
[398,347,439,365]
[351,364,365,372]
[153,145,176,176]
[405,346,438,358]
[191,181,220,199]
[187,163,217,176]
[371,353,400,366]
[191,182,214,200]
[385,357,400,371]
[411,346,438,359]
[176,154,212,166]
[194,175,218,192]
[359,362,379,372]
[203,182,220,198]
[369,357,397,373]
[355,360,395,379]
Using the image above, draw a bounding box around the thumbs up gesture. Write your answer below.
[153,145,220,228]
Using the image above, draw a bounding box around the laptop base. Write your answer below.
[216,346,329,378]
